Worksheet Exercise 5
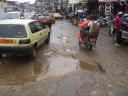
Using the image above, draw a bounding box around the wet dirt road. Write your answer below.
[0,20,128,96]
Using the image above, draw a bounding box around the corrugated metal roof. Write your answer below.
[69,0,86,4]
[69,0,125,4]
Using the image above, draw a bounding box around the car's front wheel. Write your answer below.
[88,45,92,51]
[0,54,2,58]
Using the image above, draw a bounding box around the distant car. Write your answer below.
[0,19,50,58]
[32,14,53,28]
[53,13,62,20]
[4,11,24,19]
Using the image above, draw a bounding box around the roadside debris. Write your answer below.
[91,91,97,95]
[57,34,70,43]
[44,51,57,56]
[66,49,71,52]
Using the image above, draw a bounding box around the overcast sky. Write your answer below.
[7,0,36,4]
[17,0,35,4]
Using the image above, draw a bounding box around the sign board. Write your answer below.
[105,3,113,15]
[99,0,125,2]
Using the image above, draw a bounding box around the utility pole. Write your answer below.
[61,0,63,10]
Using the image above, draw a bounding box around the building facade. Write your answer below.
[99,0,126,16]
[35,0,55,14]
[68,0,99,15]
[68,0,128,16]
[0,0,7,12]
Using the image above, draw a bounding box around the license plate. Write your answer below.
[0,39,15,44]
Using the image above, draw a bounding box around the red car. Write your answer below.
[32,15,52,28]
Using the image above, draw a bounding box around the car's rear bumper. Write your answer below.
[122,31,128,40]
[0,45,33,55]
[55,17,62,19]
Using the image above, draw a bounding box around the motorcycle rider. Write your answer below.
[78,14,100,45]
[114,12,123,47]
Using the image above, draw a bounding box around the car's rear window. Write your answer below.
[0,24,27,38]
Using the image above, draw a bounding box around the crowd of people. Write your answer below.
[76,11,128,48]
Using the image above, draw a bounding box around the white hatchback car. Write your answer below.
[0,19,50,58]
[4,11,25,19]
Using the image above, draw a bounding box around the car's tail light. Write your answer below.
[19,39,31,44]
[42,19,49,23]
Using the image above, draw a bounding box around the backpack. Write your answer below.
[89,21,99,35]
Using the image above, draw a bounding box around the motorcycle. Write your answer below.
[98,16,108,27]
[77,29,98,50]
[98,16,112,27]
[108,19,116,36]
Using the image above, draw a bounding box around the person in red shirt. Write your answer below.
[114,12,123,47]
[77,14,99,44]
[77,16,91,43]
[79,19,90,28]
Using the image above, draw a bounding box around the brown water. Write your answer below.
[79,60,99,72]
[0,56,48,85]
[0,54,103,85]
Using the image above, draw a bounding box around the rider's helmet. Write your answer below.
[88,14,98,20]
[118,12,123,17]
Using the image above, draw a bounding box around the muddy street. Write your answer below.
[0,20,128,96]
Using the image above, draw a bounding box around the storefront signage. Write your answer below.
[99,0,125,2]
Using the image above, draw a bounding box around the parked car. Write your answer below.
[53,13,62,20]
[3,11,24,19]
[32,14,54,28]
[0,19,50,58]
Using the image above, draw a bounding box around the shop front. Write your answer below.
[87,0,99,15]
[99,0,126,16]
[69,0,99,15]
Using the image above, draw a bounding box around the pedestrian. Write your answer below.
[114,12,123,47]
[85,14,100,45]
[73,13,79,26]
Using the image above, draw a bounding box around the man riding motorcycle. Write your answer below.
[77,14,100,49]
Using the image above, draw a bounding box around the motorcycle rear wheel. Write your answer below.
[87,45,92,50]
